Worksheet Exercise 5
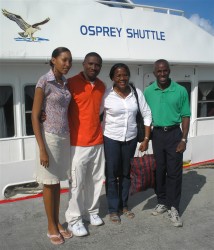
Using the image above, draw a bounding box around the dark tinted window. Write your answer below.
[0,86,14,138]
[24,85,35,135]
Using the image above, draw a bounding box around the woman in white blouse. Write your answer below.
[102,63,152,224]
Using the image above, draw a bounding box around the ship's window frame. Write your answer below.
[197,81,214,118]
[0,85,15,139]
[24,84,35,136]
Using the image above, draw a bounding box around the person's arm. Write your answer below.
[139,125,151,152]
[181,116,190,140]
[100,96,104,115]
[137,89,152,152]
[176,116,190,153]
[31,88,49,167]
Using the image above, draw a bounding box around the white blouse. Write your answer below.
[101,86,152,142]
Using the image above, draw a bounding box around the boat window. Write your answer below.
[177,82,191,102]
[24,85,35,135]
[0,86,15,138]
[98,0,134,9]
[197,82,214,117]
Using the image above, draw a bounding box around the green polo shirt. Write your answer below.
[144,80,191,126]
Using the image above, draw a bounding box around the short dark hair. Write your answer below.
[109,63,130,80]
[153,59,170,71]
[84,52,102,64]
[49,47,71,67]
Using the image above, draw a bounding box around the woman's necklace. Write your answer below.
[56,78,63,84]
[54,74,64,86]
[114,86,130,98]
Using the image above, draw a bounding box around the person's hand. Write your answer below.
[176,141,186,153]
[139,140,149,152]
[40,149,49,168]
[39,110,46,123]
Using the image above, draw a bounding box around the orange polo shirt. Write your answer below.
[67,72,106,146]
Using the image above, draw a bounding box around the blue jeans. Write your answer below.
[104,136,137,214]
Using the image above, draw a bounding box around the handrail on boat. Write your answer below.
[0,135,35,142]
[96,0,184,16]
[191,116,214,136]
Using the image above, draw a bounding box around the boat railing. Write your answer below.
[96,0,184,16]
[191,116,214,137]
[0,135,35,141]
[0,135,35,163]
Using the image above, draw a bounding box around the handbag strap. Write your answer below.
[129,83,141,114]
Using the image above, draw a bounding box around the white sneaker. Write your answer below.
[152,204,168,216]
[167,207,183,227]
[89,214,104,226]
[67,221,88,237]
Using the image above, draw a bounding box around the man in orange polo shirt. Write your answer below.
[65,52,106,236]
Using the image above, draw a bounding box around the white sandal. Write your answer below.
[47,233,64,245]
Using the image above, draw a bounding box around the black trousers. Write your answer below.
[152,127,183,211]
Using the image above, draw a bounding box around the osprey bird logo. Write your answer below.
[2,9,50,41]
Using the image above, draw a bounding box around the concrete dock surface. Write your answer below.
[0,167,214,250]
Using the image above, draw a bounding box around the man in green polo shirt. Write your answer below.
[144,59,190,227]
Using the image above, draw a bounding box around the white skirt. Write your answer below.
[35,131,70,185]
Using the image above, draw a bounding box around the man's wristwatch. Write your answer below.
[181,138,187,143]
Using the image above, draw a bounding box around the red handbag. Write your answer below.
[130,154,156,195]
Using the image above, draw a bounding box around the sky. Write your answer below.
[133,0,214,35]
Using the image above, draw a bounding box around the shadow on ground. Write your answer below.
[180,170,206,215]
[63,169,206,223]
[99,169,207,217]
